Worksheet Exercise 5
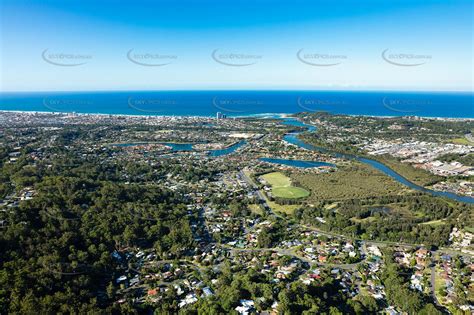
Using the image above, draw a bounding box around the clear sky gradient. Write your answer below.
[0,0,472,91]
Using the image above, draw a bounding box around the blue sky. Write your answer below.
[0,0,472,91]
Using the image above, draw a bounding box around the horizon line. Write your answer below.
[1,88,473,94]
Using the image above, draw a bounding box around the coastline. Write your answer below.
[1,109,473,121]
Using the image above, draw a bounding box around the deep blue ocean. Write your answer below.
[0,91,472,118]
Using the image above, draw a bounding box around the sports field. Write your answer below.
[261,172,309,199]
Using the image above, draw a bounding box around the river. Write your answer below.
[113,140,246,156]
[281,118,474,204]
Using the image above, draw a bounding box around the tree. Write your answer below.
[359,295,379,313]
[419,303,442,315]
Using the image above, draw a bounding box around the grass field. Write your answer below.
[261,172,292,186]
[451,137,474,145]
[248,204,263,215]
[419,219,446,226]
[266,198,301,215]
[261,172,310,199]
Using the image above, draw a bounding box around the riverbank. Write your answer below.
[282,118,474,204]
[298,135,443,187]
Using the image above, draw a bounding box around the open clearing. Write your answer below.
[419,219,446,226]
[261,172,309,199]
[267,198,300,215]
[451,137,474,145]
[248,204,263,215]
